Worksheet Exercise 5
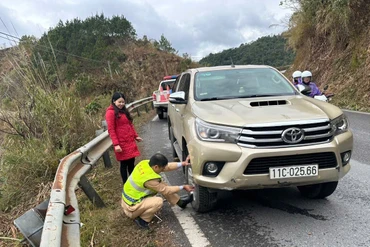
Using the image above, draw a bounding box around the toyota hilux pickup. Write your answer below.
[167,65,353,212]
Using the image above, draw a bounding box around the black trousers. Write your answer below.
[120,158,135,184]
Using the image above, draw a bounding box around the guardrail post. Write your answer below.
[102,151,112,168]
[78,175,106,208]
[97,121,112,169]
[14,200,49,247]
[144,104,148,113]
[136,107,141,116]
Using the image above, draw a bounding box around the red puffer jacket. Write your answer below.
[105,105,140,161]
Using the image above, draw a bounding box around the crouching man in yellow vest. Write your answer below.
[121,153,194,229]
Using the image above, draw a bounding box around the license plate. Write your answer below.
[269,164,318,179]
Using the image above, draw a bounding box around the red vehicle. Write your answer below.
[152,75,178,119]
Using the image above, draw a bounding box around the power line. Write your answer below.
[0,31,107,64]
[36,43,106,63]
[0,35,18,42]
[0,31,20,40]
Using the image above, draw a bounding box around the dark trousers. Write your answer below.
[120,158,135,184]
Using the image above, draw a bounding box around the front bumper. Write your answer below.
[187,131,353,190]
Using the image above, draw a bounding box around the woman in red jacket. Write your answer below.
[105,92,143,184]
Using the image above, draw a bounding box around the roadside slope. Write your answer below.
[284,0,370,111]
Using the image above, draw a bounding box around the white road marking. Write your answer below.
[152,115,159,121]
[343,109,370,116]
[162,173,211,247]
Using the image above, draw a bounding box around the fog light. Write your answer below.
[202,162,225,177]
[205,162,218,174]
[341,151,351,166]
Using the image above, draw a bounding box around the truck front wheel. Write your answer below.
[191,183,218,213]
[184,154,218,212]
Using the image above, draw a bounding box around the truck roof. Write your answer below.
[191,65,273,72]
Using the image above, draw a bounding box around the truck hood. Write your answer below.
[191,96,340,127]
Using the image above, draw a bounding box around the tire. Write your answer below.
[182,146,218,212]
[169,127,178,159]
[158,109,164,119]
[297,181,338,199]
[182,145,188,174]
[167,119,171,140]
[191,183,218,213]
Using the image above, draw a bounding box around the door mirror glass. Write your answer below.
[169,91,187,104]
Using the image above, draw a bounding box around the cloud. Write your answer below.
[0,0,292,59]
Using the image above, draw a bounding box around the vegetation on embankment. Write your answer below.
[282,0,370,111]
[0,13,197,246]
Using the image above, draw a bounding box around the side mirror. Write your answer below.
[169,91,187,104]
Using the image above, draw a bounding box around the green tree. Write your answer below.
[199,35,295,67]
[154,34,177,54]
[33,14,136,80]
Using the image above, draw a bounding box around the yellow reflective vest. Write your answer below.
[122,160,161,206]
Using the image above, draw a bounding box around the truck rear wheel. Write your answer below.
[169,127,178,159]
[158,109,164,119]
[297,181,338,199]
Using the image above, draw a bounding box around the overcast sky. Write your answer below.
[0,0,292,60]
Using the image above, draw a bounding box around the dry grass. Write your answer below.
[0,182,52,246]
[0,109,180,247]
[0,24,197,247]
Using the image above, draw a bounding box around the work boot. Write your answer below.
[134,217,150,230]
[177,194,194,209]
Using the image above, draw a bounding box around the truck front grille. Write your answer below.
[237,120,333,148]
[244,152,338,175]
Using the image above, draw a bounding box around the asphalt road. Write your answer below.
[138,111,370,247]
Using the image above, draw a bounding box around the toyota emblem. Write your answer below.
[282,127,304,144]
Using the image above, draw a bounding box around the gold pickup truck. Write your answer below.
[167,65,353,212]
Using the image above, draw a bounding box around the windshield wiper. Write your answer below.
[239,94,282,98]
[199,95,241,101]
[199,94,286,101]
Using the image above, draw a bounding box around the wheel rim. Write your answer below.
[187,167,197,202]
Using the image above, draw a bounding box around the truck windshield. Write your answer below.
[161,80,176,90]
[194,68,297,101]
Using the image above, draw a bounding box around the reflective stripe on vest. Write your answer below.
[128,176,153,195]
[122,160,162,206]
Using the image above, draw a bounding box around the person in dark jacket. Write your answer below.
[105,92,143,184]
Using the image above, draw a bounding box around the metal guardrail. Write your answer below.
[39,97,153,247]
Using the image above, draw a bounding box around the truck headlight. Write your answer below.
[195,118,241,143]
[331,115,349,135]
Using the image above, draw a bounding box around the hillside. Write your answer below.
[0,14,197,246]
[12,14,197,102]
[199,35,295,68]
[283,0,370,111]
